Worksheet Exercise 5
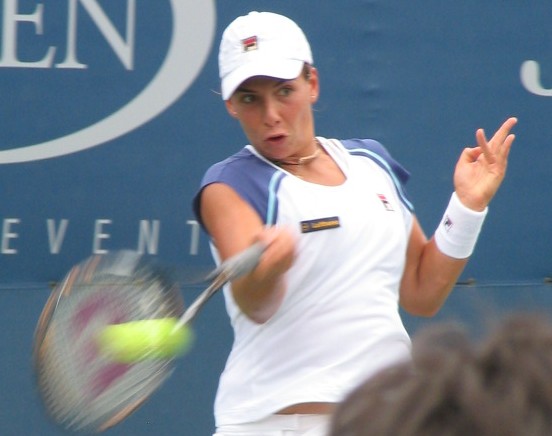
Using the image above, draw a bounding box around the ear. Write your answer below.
[225,100,238,118]
[308,67,320,103]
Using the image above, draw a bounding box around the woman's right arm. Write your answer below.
[199,182,296,323]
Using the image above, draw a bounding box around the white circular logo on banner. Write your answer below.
[0,0,216,164]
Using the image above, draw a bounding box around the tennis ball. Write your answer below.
[97,318,194,363]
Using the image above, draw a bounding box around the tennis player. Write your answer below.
[193,11,517,436]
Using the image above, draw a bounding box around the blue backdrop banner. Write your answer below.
[1,1,550,434]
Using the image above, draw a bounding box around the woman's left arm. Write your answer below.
[400,117,517,316]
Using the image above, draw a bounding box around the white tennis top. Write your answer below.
[194,137,414,426]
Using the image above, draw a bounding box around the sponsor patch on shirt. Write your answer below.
[300,216,341,233]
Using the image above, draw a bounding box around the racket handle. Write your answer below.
[207,241,266,281]
[175,242,266,329]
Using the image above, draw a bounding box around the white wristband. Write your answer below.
[434,192,488,259]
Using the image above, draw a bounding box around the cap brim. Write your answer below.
[221,59,304,100]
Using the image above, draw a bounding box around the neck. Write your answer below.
[272,139,321,166]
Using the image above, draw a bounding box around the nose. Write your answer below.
[262,98,281,127]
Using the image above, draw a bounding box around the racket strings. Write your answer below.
[34,251,184,432]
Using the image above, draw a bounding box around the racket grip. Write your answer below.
[207,241,266,281]
[174,242,267,329]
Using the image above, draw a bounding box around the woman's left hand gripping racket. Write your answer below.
[33,243,265,433]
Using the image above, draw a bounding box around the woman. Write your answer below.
[193,11,517,436]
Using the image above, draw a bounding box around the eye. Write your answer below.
[277,86,293,97]
[239,93,256,104]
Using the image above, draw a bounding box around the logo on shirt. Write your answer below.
[377,194,394,211]
[300,216,340,233]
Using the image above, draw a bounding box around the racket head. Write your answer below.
[33,250,184,433]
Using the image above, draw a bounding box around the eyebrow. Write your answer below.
[236,78,291,94]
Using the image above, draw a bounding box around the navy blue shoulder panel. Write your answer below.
[341,139,414,211]
[192,148,282,229]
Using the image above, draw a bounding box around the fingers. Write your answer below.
[502,133,515,160]
[475,117,518,164]
[256,226,297,274]
[257,226,295,248]
[462,146,483,163]
[475,129,493,163]
[491,117,518,144]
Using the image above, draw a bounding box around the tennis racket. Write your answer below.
[33,242,264,433]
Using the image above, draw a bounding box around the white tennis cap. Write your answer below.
[218,11,313,100]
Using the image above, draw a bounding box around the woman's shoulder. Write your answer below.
[326,137,390,158]
[203,146,272,180]
[325,137,410,186]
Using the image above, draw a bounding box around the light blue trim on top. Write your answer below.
[349,147,414,212]
[266,171,285,225]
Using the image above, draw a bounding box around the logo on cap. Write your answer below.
[242,36,258,52]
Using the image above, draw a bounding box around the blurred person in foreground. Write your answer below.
[329,314,552,436]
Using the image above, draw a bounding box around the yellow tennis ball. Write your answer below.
[97,318,194,363]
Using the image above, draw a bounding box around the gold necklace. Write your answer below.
[272,140,321,166]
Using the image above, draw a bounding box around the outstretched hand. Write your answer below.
[453,117,517,211]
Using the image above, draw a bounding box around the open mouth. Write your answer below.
[266,134,286,146]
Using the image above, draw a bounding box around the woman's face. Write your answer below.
[225,67,319,161]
